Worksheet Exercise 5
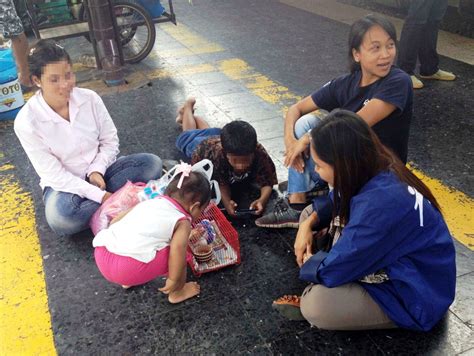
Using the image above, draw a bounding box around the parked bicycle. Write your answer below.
[25,0,176,64]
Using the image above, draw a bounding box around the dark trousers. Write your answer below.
[397,0,449,76]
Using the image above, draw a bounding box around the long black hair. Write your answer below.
[348,14,397,73]
[28,40,72,80]
[311,110,441,225]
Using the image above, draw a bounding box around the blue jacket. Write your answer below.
[300,171,456,331]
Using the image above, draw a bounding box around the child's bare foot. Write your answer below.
[176,98,197,126]
[122,285,131,289]
[168,282,200,304]
[184,97,196,110]
[175,105,185,125]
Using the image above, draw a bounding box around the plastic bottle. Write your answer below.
[137,186,153,202]
[0,36,25,121]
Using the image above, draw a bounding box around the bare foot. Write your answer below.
[168,282,200,304]
[175,98,197,125]
[175,105,185,125]
[122,285,131,289]
[184,97,196,110]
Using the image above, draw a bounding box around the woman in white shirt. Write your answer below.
[14,40,163,236]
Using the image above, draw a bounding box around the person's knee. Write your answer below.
[300,284,335,330]
[44,192,88,236]
[294,114,316,138]
[294,111,327,139]
[141,153,163,180]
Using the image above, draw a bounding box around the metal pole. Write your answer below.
[87,0,125,86]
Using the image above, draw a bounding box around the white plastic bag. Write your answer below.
[138,159,221,204]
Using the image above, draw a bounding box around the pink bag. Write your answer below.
[89,181,145,235]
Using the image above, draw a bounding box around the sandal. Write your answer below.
[272,295,305,321]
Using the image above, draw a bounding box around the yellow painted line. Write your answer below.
[0,163,14,172]
[218,58,302,105]
[170,63,217,76]
[160,23,225,55]
[148,47,196,59]
[411,167,474,249]
[0,165,56,355]
[150,44,224,60]
[146,63,217,80]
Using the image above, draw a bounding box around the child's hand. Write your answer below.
[159,278,182,295]
[225,200,238,217]
[249,199,264,215]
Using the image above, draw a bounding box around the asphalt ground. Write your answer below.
[1,0,473,354]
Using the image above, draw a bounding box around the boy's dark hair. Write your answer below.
[165,171,212,206]
[348,14,397,73]
[221,121,257,156]
[28,40,72,79]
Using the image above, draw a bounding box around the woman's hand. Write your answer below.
[302,245,313,264]
[294,218,314,267]
[101,192,112,203]
[89,172,106,190]
[284,135,310,173]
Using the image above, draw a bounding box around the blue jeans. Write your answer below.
[398,0,449,75]
[43,153,162,236]
[175,128,222,158]
[288,111,327,194]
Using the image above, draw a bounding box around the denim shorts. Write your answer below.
[175,128,221,158]
[288,111,328,194]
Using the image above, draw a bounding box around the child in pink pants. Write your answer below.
[93,169,212,303]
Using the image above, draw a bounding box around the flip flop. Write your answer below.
[272,295,305,321]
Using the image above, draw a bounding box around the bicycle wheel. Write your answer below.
[80,0,156,63]
[114,0,156,63]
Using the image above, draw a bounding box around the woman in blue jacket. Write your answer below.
[273,110,455,331]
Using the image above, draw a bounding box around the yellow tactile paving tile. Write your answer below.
[160,23,225,55]
[0,164,56,355]
[218,59,302,105]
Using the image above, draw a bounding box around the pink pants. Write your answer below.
[94,246,170,286]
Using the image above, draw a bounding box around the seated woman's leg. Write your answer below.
[105,153,163,192]
[43,187,100,236]
[288,111,327,201]
[300,283,397,330]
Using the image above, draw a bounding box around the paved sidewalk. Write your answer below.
[1,0,473,354]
